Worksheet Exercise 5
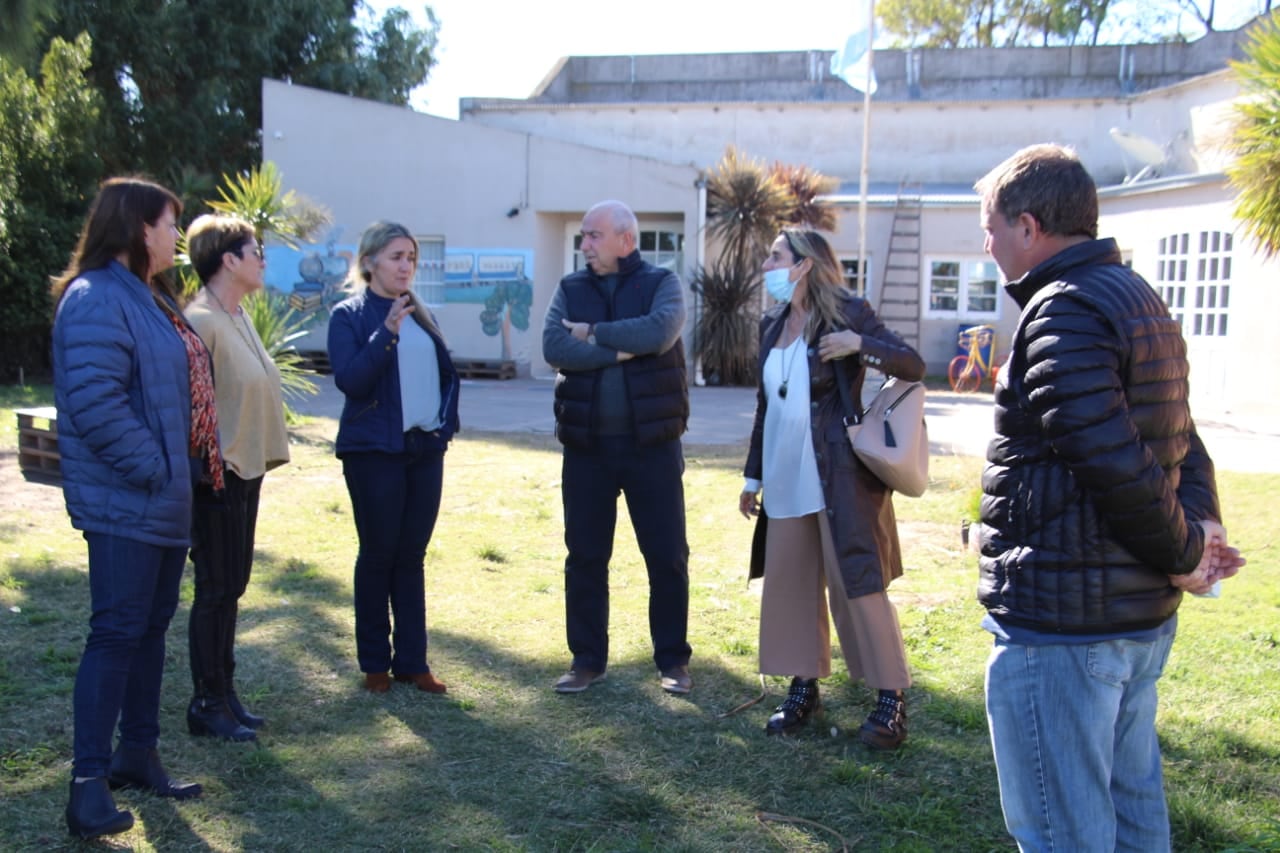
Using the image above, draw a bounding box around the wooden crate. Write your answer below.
[17,406,61,483]
[454,359,517,380]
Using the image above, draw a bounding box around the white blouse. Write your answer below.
[759,338,825,519]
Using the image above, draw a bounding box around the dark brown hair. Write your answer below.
[52,176,182,300]
[974,144,1098,239]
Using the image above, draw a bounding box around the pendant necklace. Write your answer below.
[778,338,804,400]
[207,286,272,375]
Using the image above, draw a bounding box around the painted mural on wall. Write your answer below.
[263,238,534,363]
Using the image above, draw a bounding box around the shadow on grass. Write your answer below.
[2,542,1274,851]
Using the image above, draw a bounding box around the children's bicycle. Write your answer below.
[948,325,1000,393]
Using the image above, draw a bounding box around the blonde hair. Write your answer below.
[350,220,443,340]
[781,228,851,339]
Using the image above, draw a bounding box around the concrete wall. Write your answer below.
[460,74,1238,189]
[496,27,1249,106]
[262,80,700,378]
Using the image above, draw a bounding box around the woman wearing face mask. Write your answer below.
[739,228,925,749]
[327,221,460,694]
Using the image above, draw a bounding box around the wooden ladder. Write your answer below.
[876,182,923,351]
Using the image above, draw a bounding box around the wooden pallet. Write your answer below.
[17,406,61,483]
[454,359,517,380]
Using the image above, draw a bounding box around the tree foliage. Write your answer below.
[878,0,1116,47]
[0,33,103,379]
[35,0,440,185]
[1228,13,1280,257]
[879,0,1271,46]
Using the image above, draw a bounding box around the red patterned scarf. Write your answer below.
[161,301,225,492]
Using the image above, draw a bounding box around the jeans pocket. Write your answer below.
[1085,640,1132,686]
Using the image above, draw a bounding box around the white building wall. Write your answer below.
[262,80,700,378]
[461,72,1239,188]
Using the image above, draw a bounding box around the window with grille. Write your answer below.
[414,236,446,305]
[1156,231,1231,338]
[839,257,870,299]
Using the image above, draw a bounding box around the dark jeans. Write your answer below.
[73,533,186,778]
[342,431,444,675]
[189,469,263,698]
[562,436,691,672]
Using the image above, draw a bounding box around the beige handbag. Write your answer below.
[836,364,929,497]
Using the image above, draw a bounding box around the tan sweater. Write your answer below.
[186,296,290,479]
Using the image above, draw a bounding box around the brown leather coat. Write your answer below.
[744,294,925,598]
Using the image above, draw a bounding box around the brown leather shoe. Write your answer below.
[394,671,447,694]
[363,672,392,693]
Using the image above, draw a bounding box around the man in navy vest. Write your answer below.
[542,200,692,695]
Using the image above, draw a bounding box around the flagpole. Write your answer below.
[857,0,874,309]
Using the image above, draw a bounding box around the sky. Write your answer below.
[378,0,881,118]
[372,0,1266,120]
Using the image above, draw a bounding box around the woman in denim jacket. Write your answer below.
[327,222,460,695]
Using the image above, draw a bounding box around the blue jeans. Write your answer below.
[73,533,187,778]
[342,431,443,675]
[561,436,691,673]
[985,632,1176,853]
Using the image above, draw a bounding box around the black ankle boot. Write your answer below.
[858,689,908,750]
[66,777,134,839]
[108,746,203,799]
[226,691,265,730]
[188,697,257,742]
[765,677,821,736]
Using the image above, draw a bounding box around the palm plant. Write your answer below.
[208,161,331,249]
[691,254,760,386]
[1228,13,1280,258]
[243,289,318,420]
[771,162,840,230]
[705,146,793,265]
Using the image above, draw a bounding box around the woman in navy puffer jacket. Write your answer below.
[53,178,213,839]
[328,222,460,696]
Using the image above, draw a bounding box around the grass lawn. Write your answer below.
[0,384,1277,852]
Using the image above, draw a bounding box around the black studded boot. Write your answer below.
[765,677,821,736]
[858,689,908,750]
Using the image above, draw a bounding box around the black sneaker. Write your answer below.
[858,690,907,750]
[765,677,821,736]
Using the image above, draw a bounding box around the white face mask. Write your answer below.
[764,266,797,303]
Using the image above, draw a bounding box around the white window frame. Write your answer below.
[838,255,872,300]
[1155,230,1232,339]
[413,235,446,306]
[563,220,683,274]
[922,256,1002,320]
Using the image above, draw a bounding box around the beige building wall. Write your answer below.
[460,74,1239,188]
[262,79,700,378]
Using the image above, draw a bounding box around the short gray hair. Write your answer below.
[587,200,639,244]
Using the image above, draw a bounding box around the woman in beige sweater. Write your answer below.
[183,215,290,741]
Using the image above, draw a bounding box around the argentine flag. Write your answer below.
[831,0,877,95]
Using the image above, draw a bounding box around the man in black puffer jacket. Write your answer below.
[973,145,1244,852]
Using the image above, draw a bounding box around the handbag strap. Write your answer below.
[833,358,861,427]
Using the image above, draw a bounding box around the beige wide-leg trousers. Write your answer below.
[758,513,910,689]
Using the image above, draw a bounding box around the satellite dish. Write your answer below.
[1109,128,1168,183]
